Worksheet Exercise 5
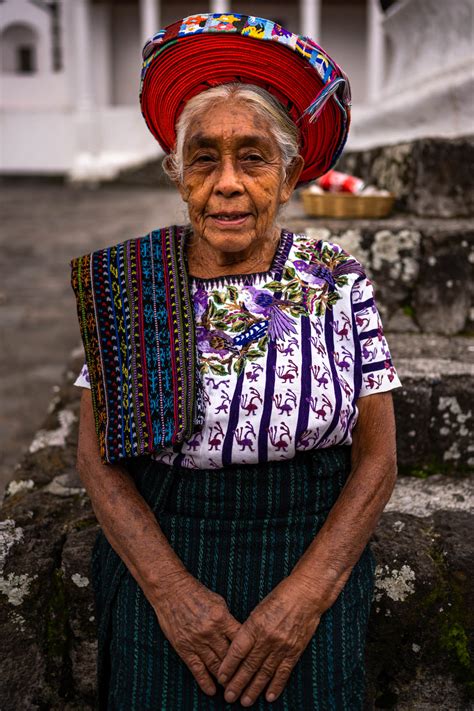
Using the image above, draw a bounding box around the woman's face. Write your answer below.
[176,100,303,258]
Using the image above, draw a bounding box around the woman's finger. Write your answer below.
[217,625,255,683]
[184,651,217,696]
[223,615,242,642]
[199,643,226,678]
[222,646,269,704]
[237,651,281,706]
[263,653,301,703]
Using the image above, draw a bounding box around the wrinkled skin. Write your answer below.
[175,99,304,278]
[151,556,321,705]
[214,576,322,706]
[152,571,241,697]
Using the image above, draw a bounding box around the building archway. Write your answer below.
[1,23,39,74]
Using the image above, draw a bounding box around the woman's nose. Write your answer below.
[213,158,244,197]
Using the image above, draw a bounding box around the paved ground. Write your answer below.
[0,182,186,494]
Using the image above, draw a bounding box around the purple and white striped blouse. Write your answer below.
[74,231,402,468]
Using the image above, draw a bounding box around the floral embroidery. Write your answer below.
[193,235,364,376]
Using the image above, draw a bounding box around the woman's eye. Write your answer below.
[242,154,263,162]
[194,155,214,164]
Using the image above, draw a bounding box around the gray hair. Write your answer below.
[162,83,300,184]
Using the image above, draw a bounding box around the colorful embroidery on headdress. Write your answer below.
[140,13,349,115]
[179,15,208,35]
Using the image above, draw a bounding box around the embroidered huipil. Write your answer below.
[75,231,402,468]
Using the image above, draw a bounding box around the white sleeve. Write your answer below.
[74,362,91,389]
[352,274,403,397]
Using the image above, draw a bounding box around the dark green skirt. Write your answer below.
[91,445,376,710]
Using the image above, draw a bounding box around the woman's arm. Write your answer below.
[77,389,241,696]
[76,389,189,595]
[216,390,397,705]
[290,389,397,605]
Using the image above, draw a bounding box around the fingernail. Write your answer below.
[267,693,276,701]
[219,674,228,684]
[242,695,253,705]
[225,691,236,702]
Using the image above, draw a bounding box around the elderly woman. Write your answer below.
[71,13,402,711]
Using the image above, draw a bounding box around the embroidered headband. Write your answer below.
[139,13,352,185]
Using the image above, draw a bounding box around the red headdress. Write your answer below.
[139,13,352,185]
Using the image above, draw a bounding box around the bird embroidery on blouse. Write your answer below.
[242,286,298,341]
[196,326,239,357]
[293,260,336,289]
[293,258,365,290]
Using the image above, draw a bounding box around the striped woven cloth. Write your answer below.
[70,225,204,464]
[91,446,376,709]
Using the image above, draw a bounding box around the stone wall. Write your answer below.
[337,136,474,218]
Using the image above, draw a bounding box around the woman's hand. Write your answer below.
[151,571,242,697]
[216,575,321,706]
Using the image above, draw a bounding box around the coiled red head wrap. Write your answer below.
[140,13,351,185]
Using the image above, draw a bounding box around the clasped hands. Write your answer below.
[152,570,322,706]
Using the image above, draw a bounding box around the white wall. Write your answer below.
[382,0,473,96]
[320,2,368,105]
[0,0,70,109]
[349,0,474,150]
[110,5,141,106]
[0,111,75,172]
[91,5,113,107]
[97,107,161,156]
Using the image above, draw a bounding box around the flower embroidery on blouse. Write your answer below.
[194,235,365,377]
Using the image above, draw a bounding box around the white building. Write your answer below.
[0,0,472,180]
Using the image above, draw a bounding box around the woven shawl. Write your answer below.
[70,225,203,464]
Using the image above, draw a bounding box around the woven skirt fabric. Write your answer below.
[90,445,376,711]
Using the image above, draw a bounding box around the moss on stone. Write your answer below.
[401,459,442,478]
[71,517,96,532]
[441,622,471,673]
[418,536,474,698]
[401,303,416,319]
[44,567,74,701]
[45,568,69,660]
[400,455,473,478]
[439,577,474,698]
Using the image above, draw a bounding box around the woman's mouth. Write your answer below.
[209,213,250,226]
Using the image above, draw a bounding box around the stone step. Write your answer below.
[387,333,474,475]
[336,135,474,218]
[285,213,474,336]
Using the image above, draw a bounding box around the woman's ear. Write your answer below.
[176,181,190,203]
[163,155,189,202]
[280,155,305,205]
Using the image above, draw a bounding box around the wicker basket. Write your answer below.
[301,190,396,219]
